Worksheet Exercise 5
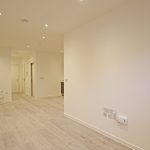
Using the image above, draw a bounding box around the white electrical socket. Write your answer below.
[103,108,117,119]
[103,108,128,127]
[116,115,128,125]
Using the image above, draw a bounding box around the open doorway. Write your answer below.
[11,56,25,95]
[31,62,35,97]
[11,51,36,99]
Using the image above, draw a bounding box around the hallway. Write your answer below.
[0,95,130,150]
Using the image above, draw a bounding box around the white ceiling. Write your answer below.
[0,0,129,52]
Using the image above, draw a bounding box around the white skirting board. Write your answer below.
[64,113,144,150]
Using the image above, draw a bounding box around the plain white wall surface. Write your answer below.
[0,49,12,102]
[11,56,24,93]
[64,0,150,150]
[11,64,20,93]
[36,51,64,98]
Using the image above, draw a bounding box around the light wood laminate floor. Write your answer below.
[0,94,131,150]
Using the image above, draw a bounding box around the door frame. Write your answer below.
[31,62,34,96]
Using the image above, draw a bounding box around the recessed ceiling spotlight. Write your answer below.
[42,36,46,39]
[80,0,85,2]
[0,12,2,16]
[26,45,30,48]
[45,24,48,27]
[20,18,29,23]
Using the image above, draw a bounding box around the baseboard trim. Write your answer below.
[38,95,62,99]
[64,113,144,150]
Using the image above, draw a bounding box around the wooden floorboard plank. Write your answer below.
[0,94,132,150]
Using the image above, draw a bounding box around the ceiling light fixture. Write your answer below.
[0,12,2,16]
[45,24,48,27]
[80,0,84,2]
[26,45,30,48]
[42,36,46,39]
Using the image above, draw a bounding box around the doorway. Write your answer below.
[31,62,35,97]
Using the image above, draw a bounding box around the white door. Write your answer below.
[11,65,20,93]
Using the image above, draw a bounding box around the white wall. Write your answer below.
[64,1,150,150]
[0,49,12,102]
[36,51,64,98]
[11,56,24,93]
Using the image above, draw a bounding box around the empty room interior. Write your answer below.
[0,0,149,150]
